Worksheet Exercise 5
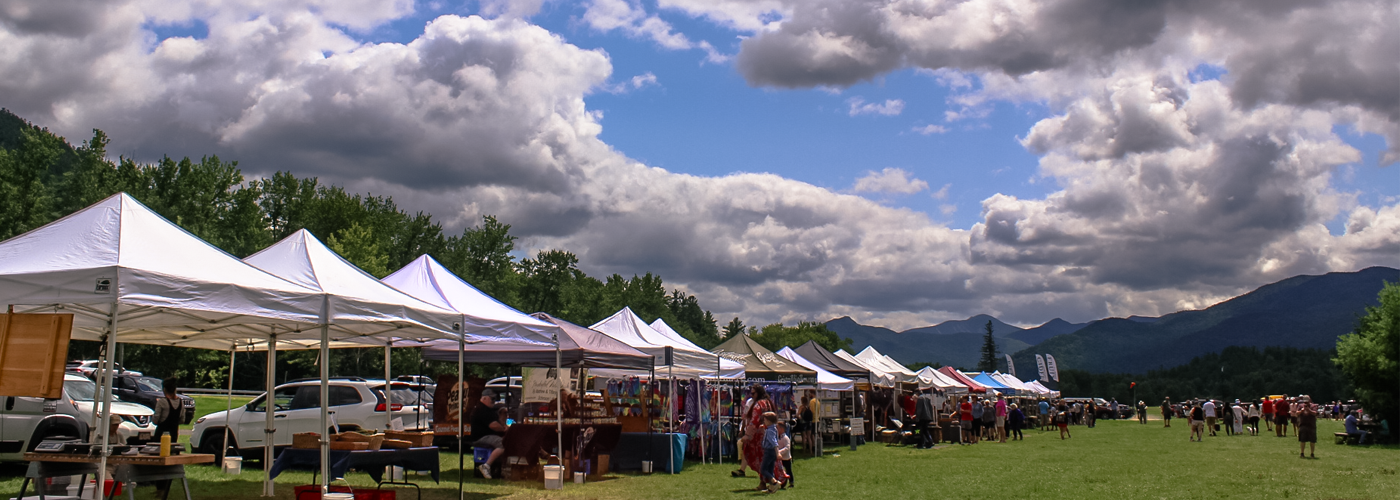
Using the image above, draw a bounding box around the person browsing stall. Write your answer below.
[473,389,509,479]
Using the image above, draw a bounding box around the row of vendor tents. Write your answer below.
[0,193,1057,495]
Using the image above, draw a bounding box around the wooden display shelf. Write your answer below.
[24,452,216,466]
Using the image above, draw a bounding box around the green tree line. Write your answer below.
[2,110,847,389]
[1054,346,1351,406]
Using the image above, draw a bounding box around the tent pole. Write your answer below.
[319,296,331,496]
[668,363,674,475]
[385,341,393,432]
[264,332,278,497]
[555,333,562,477]
[222,344,235,475]
[95,301,119,497]
[456,318,465,500]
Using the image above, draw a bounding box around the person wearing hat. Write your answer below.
[1295,396,1318,458]
[473,389,509,478]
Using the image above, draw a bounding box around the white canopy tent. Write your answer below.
[775,347,853,391]
[990,372,1033,396]
[1026,380,1059,398]
[244,230,468,495]
[590,307,743,379]
[648,319,746,378]
[0,194,334,494]
[915,366,968,393]
[834,349,896,388]
[855,347,921,385]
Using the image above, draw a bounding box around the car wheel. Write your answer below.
[201,429,237,461]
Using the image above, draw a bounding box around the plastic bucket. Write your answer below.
[543,465,563,490]
[323,493,354,500]
[641,461,653,474]
[574,472,585,484]
[222,456,243,475]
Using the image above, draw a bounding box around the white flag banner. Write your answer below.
[1046,354,1060,382]
[1035,354,1048,381]
[1004,354,1016,378]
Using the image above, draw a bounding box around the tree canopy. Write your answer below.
[0,108,821,389]
[1334,281,1399,425]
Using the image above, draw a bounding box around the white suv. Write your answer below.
[190,377,416,459]
[0,374,158,461]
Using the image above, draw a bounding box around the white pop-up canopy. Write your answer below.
[856,347,921,385]
[383,255,558,345]
[990,371,1033,396]
[915,366,968,393]
[244,230,468,495]
[776,347,853,391]
[650,318,747,377]
[834,349,896,388]
[590,307,744,379]
[0,193,335,494]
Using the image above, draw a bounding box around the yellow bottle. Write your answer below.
[159,434,171,457]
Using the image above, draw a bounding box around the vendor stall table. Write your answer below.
[611,433,686,474]
[270,448,441,500]
[20,453,216,500]
[501,424,622,474]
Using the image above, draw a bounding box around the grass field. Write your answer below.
[2,416,1394,499]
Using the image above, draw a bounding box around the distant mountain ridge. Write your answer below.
[1010,266,1399,374]
[827,267,1397,374]
[825,315,1034,369]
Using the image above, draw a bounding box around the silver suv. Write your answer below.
[0,374,158,461]
[190,377,414,459]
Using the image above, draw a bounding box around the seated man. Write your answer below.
[1344,411,1368,445]
[473,389,510,478]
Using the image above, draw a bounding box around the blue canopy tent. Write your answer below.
[969,372,1015,394]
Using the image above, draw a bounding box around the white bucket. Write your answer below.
[641,461,653,474]
[222,456,242,475]
[324,493,353,500]
[542,465,563,490]
[574,472,585,484]
[389,466,405,481]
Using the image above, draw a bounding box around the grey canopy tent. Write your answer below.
[793,340,872,380]
[420,313,654,369]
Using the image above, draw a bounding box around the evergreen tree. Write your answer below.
[978,320,998,372]
[723,317,746,339]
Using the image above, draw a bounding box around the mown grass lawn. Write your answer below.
[2,416,1394,499]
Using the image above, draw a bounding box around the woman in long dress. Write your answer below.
[743,386,772,474]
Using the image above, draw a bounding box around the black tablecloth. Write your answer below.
[610,432,686,473]
[269,448,441,483]
[500,424,622,465]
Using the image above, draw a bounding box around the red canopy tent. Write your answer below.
[938,367,988,393]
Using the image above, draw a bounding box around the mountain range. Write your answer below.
[827,266,1398,374]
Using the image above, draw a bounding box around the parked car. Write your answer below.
[366,380,434,431]
[190,377,403,460]
[69,360,141,379]
[111,374,196,424]
[0,374,158,462]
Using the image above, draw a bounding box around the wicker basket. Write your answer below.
[329,441,369,451]
[334,432,372,443]
[368,435,385,451]
[383,431,433,448]
[292,433,320,450]
[380,439,413,449]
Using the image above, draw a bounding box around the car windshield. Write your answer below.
[136,377,163,392]
[66,379,98,401]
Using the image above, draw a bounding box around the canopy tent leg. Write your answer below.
[263,332,278,497]
[221,345,236,471]
[385,342,393,432]
[95,301,120,497]
[555,333,562,477]
[319,320,331,496]
[668,363,674,475]
[457,322,465,500]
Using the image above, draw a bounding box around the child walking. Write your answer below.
[759,412,782,493]
[776,421,794,489]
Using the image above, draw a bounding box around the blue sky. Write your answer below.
[24,0,1399,328]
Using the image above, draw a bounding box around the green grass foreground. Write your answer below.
[2,417,1394,499]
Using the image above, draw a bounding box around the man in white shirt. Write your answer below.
[1203,400,1218,436]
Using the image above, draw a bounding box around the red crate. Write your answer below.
[293,485,395,500]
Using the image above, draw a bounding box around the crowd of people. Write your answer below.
[1159,395,1378,457]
